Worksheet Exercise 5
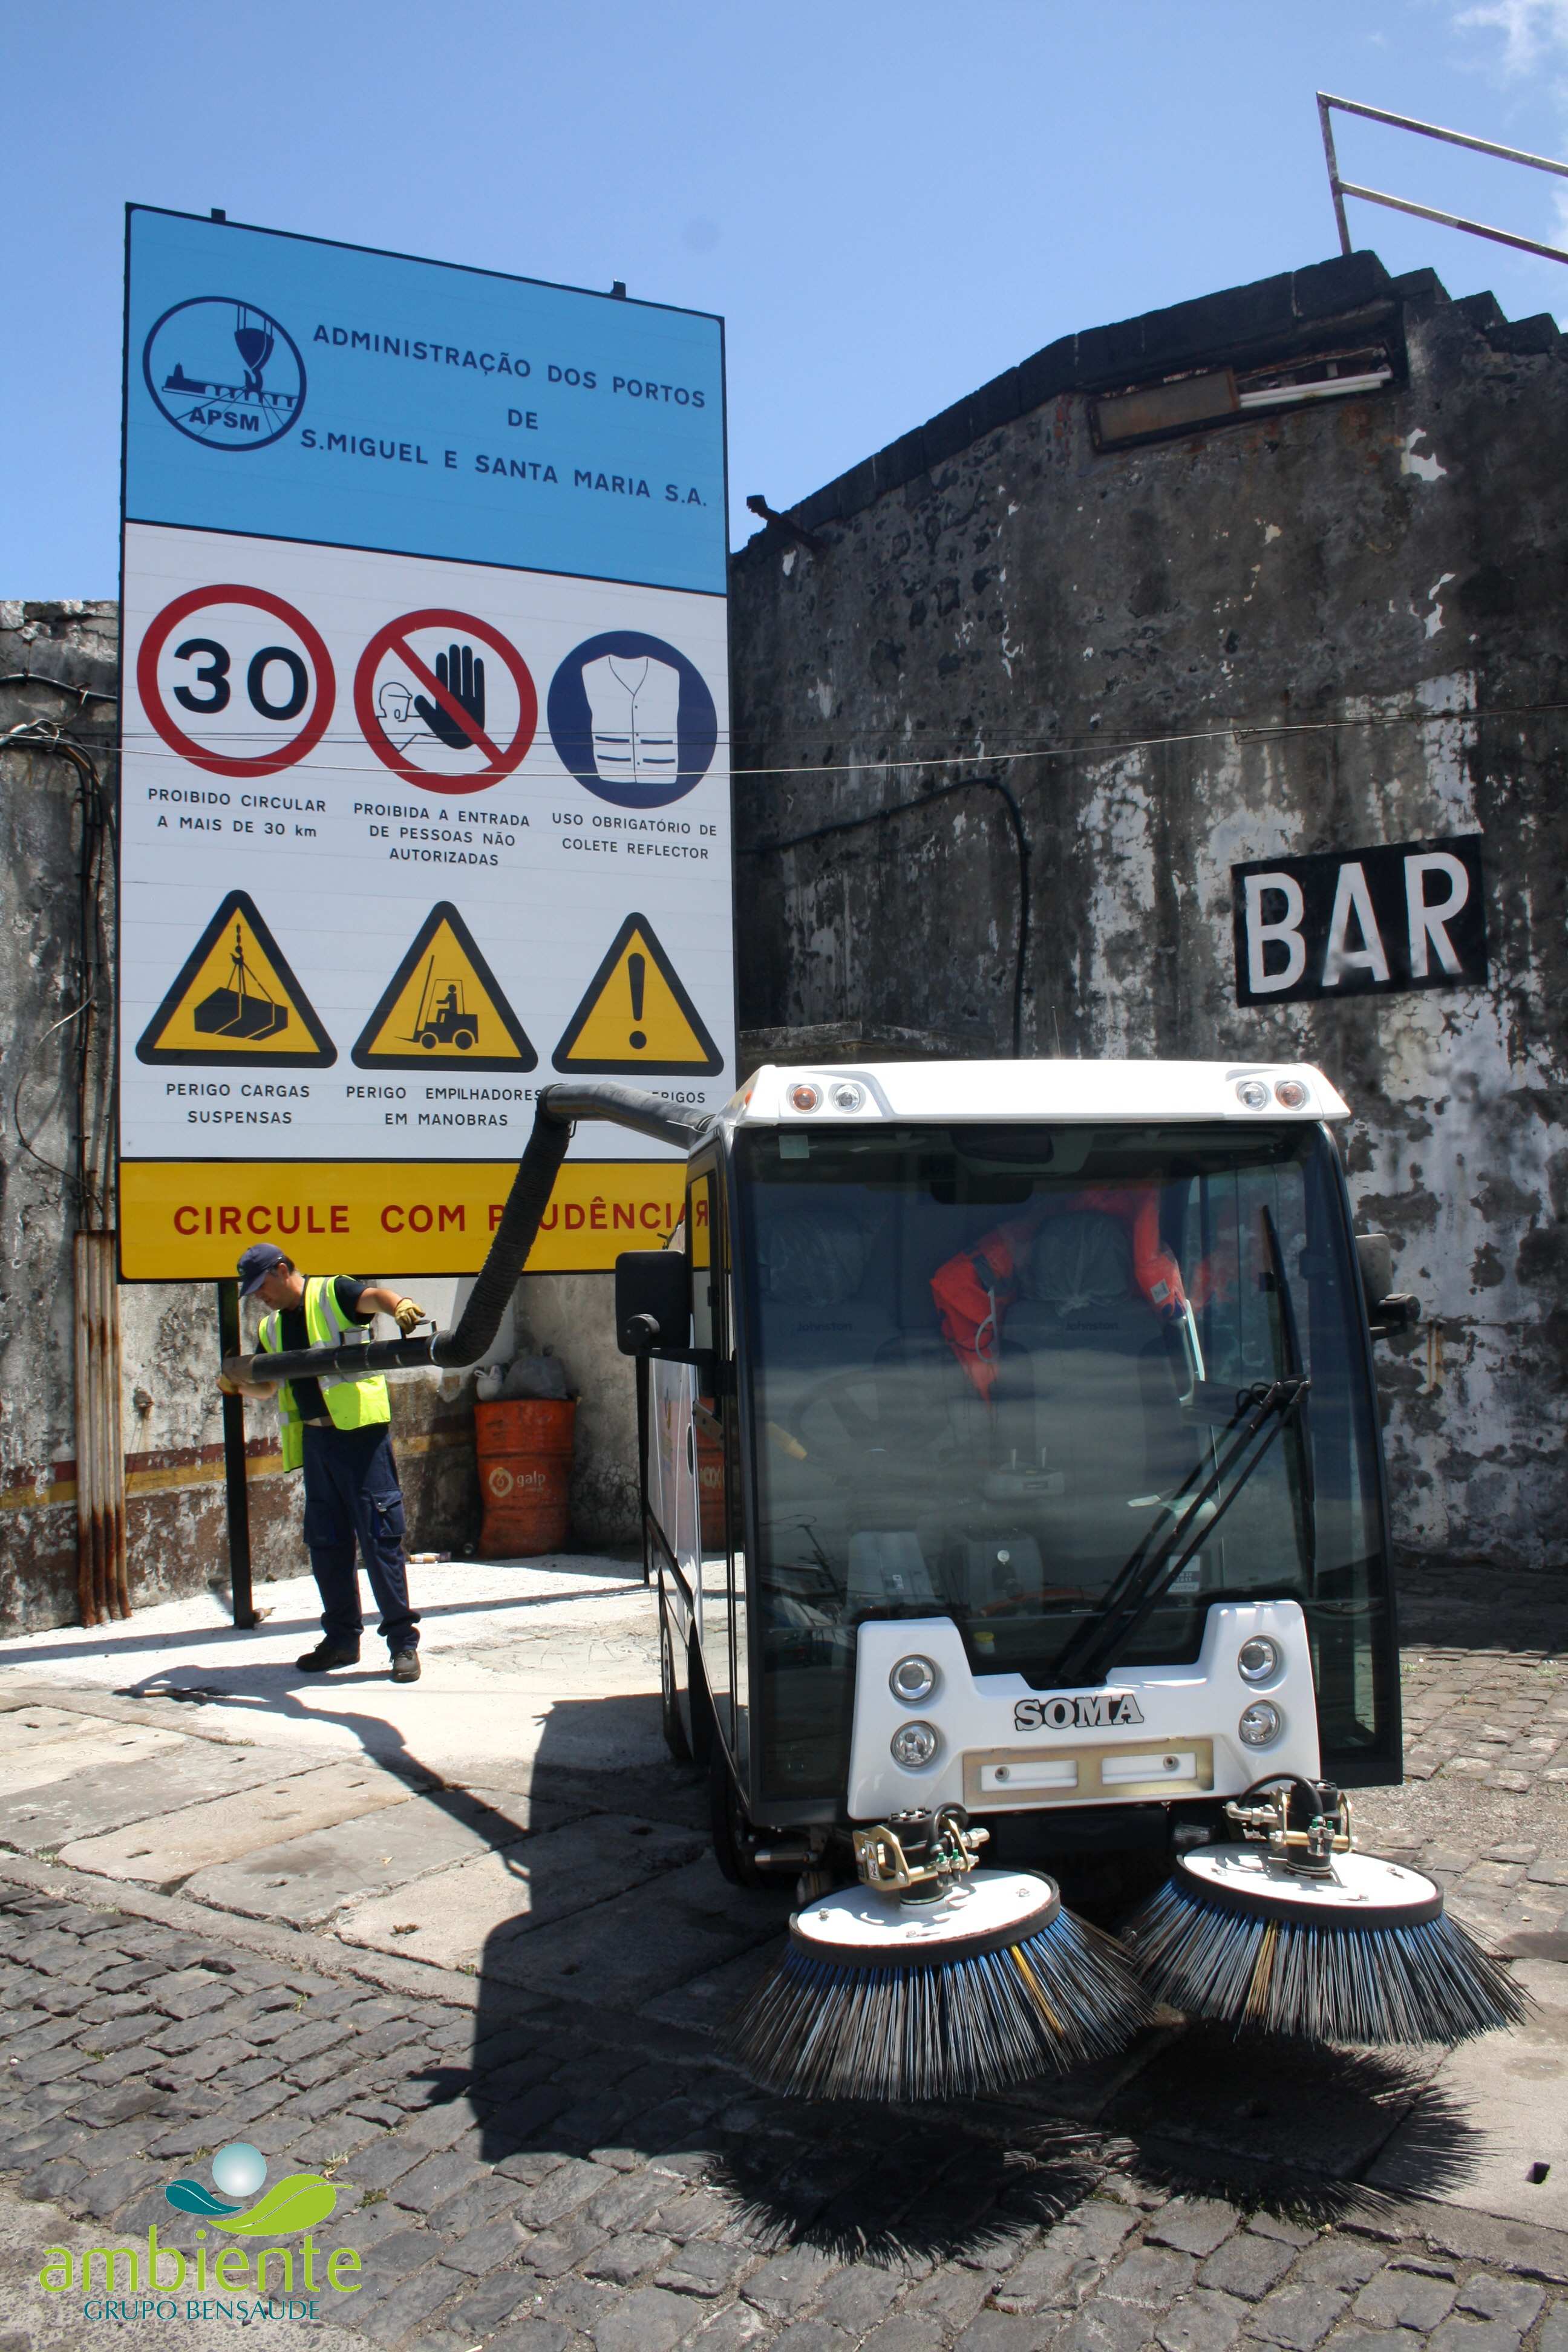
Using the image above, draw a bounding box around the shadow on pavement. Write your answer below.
[1110,2022,1486,2217]
[1395,1553,1568,1655]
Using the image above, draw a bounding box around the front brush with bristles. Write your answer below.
[1126,1846,1525,2047]
[722,1869,1152,2102]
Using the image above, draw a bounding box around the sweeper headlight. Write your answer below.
[889,1654,938,1703]
[1236,1636,1281,1684]
[1238,1700,1283,1747]
[890,1720,939,1768]
[829,1080,866,1112]
[1235,1079,1271,1109]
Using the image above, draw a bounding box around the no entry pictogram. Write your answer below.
[353,607,538,793]
[136,584,336,779]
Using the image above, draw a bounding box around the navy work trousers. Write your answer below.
[300,1423,420,1655]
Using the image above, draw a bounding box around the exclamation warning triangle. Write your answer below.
[135,890,336,1067]
[552,912,724,1075]
[351,901,537,1072]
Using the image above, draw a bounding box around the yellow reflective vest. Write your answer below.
[257,1276,391,1473]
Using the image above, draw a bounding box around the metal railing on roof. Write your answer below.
[1316,90,1568,269]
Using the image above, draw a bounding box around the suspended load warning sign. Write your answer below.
[352,902,537,1072]
[135,890,336,1067]
[552,913,723,1076]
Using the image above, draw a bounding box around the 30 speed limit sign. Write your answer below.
[134,583,336,780]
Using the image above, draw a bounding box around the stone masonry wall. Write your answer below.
[727,250,1568,1569]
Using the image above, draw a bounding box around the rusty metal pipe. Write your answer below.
[73,1230,128,1625]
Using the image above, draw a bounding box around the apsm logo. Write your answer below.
[39,2140,360,2321]
[143,297,306,451]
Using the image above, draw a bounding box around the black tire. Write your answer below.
[708,1745,769,1889]
[687,1639,713,1769]
[659,1593,691,1762]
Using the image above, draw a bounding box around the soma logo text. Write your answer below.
[1013,1691,1146,1733]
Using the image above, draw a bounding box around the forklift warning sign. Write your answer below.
[353,903,537,1072]
[135,891,336,1068]
[119,206,733,1278]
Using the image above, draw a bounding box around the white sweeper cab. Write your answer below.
[233,1059,1520,2098]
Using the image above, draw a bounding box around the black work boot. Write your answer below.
[296,1641,361,1673]
[390,1650,422,1684]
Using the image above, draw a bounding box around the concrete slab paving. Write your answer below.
[0,1731,319,1853]
[1367,1955,1568,2230]
[0,1702,102,1749]
[335,1812,706,1970]
[55,1758,413,1884]
[488,1852,792,2007]
[0,1733,318,1856]
[0,1710,187,1793]
[181,1782,570,1926]
[0,1555,665,1788]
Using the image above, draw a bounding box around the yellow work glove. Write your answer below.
[217,1371,241,1397]
[393,1298,427,1336]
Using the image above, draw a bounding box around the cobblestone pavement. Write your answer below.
[0,1560,1562,2348]
[1353,1563,1568,1958]
[0,1879,1565,2352]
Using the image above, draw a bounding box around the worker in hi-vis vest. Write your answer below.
[218,1243,428,1682]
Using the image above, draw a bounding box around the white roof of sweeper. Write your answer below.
[731,1060,1349,1126]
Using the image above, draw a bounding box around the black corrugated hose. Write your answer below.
[220,1081,712,1385]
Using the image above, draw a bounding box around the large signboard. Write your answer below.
[119,207,733,1279]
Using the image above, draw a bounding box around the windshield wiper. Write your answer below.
[1261,1205,1316,1578]
[1051,1373,1310,1689]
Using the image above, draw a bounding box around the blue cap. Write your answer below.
[236,1242,289,1297]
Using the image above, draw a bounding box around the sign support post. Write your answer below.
[216,1279,259,1630]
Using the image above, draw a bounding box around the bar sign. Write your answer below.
[1232,834,1487,1007]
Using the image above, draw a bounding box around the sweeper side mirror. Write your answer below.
[1355,1231,1421,1340]
[615,1250,693,1357]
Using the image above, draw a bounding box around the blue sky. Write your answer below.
[10,0,1568,596]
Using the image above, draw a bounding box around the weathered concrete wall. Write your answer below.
[727,251,1568,1569]
[0,607,506,1627]
[0,604,306,1625]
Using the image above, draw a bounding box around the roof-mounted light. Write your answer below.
[789,1083,822,1113]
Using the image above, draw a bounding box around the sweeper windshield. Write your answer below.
[735,1119,1396,1803]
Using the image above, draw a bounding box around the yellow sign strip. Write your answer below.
[119,1158,685,1281]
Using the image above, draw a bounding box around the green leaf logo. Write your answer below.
[207,2172,339,2236]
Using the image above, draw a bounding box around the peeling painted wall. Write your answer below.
[1,604,604,1631]
[728,252,1568,1569]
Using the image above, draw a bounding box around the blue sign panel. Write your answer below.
[125,208,727,595]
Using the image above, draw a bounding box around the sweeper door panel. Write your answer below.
[688,1156,748,1772]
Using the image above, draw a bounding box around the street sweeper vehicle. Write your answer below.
[229,1060,1523,2101]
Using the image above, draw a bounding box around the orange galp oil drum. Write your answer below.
[474,1397,576,1557]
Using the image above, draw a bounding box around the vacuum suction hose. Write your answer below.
[220,1082,711,1387]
